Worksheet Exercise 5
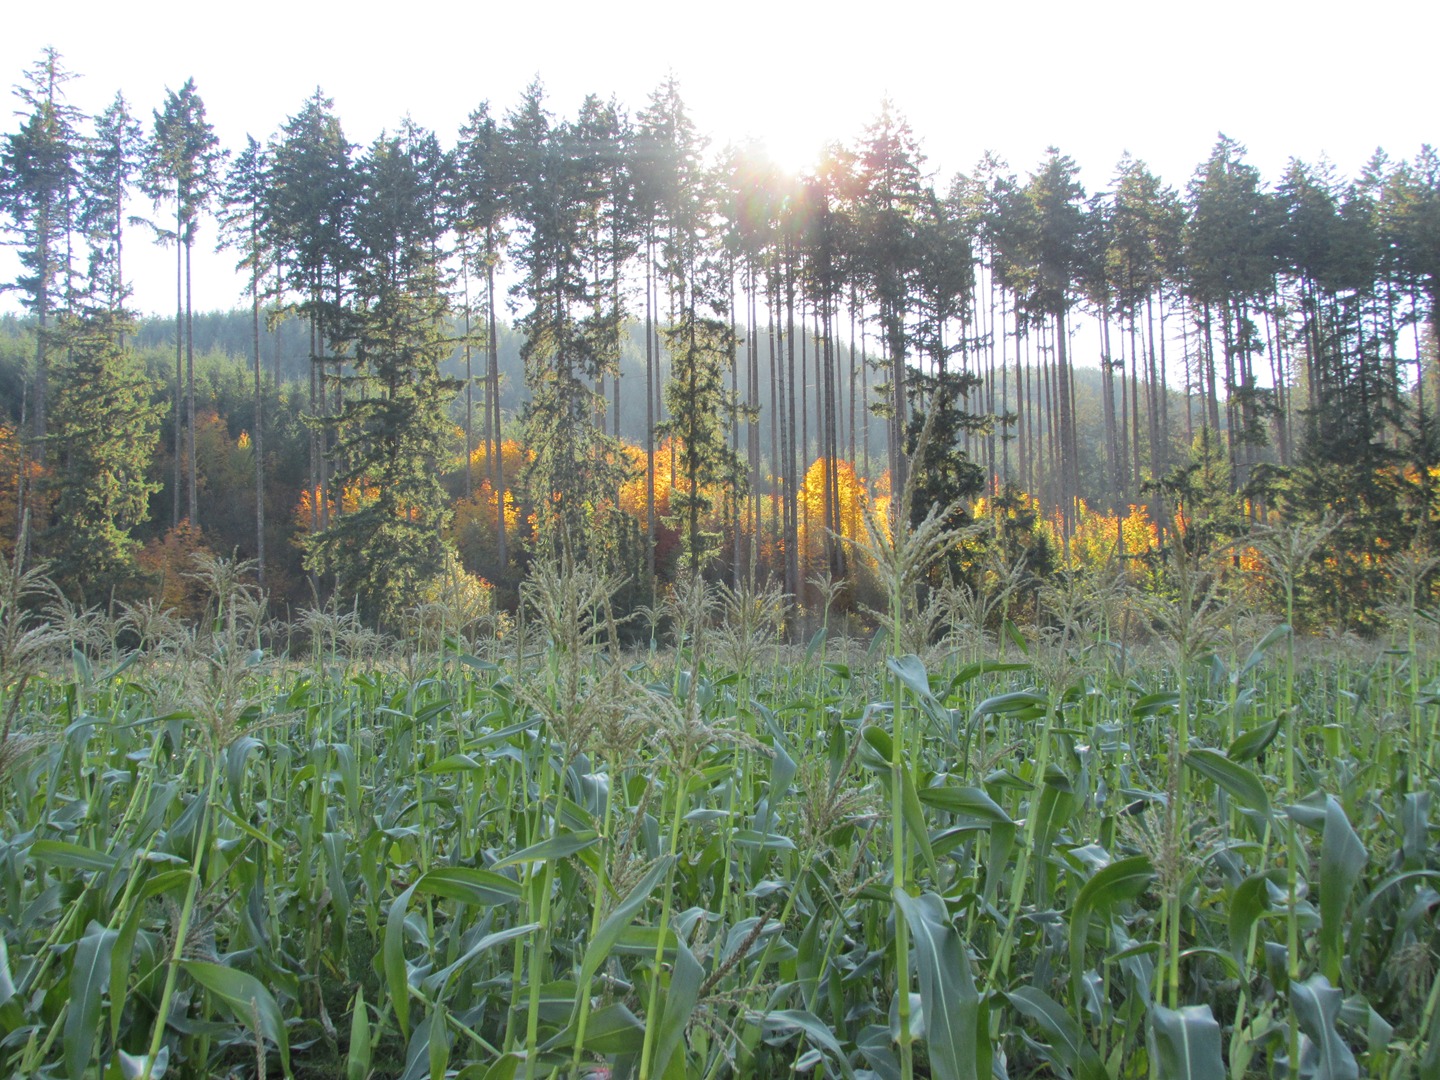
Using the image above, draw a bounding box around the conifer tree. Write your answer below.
[506,81,627,561]
[267,89,354,538]
[218,135,272,583]
[142,78,222,528]
[45,307,162,602]
[80,92,142,324]
[990,149,1094,531]
[305,123,458,623]
[453,101,512,570]
[852,100,926,503]
[1184,135,1278,491]
[0,47,83,441]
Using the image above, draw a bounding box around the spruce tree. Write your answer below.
[267,90,354,539]
[506,82,627,562]
[141,78,222,528]
[305,124,458,624]
[45,308,162,602]
[0,47,83,441]
[218,135,272,584]
[80,92,142,323]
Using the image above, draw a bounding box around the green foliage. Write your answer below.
[44,308,162,601]
[306,282,458,625]
[660,312,745,569]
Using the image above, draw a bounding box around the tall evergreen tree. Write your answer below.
[79,92,142,323]
[1386,146,1440,421]
[991,149,1093,530]
[218,135,273,584]
[44,307,162,602]
[453,100,512,572]
[1184,135,1278,491]
[142,78,222,528]
[852,100,926,503]
[305,123,459,623]
[267,89,354,539]
[506,81,627,562]
[0,47,83,441]
[1106,156,1184,498]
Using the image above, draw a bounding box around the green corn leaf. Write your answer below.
[224,735,266,811]
[411,866,523,907]
[489,828,599,869]
[650,933,704,1080]
[1228,871,1278,965]
[1147,1003,1224,1080]
[949,661,1031,691]
[916,784,1012,825]
[1183,748,1271,820]
[1131,691,1180,718]
[969,690,1048,723]
[0,935,15,1010]
[65,920,117,1080]
[577,855,674,998]
[541,1001,645,1055]
[346,986,370,1080]
[1241,624,1291,677]
[478,1053,524,1080]
[1068,855,1153,1005]
[428,1001,449,1080]
[1289,974,1358,1080]
[1228,718,1280,763]
[755,1009,856,1080]
[893,889,983,1080]
[887,653,932,699]
[1007,985,1106,1080]
[181,960,291,1077]
[113,1046,169,1080]
[385,882,420,1039]
[29,839,117,874]
[861,726,938,877]
[397,1008,449,1080]
[421,923,538,1000]
[1319,796,1367,986]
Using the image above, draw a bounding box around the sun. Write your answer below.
[758,131,826,180]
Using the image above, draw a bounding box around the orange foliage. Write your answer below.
[136,521,215,621]
[1061,500,1160,571]
[0,424,50,560]
[618,440,675,523]
[465,439,529,492]
[293,481,381,532]
[797,457,869,575]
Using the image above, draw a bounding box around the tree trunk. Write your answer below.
[252,267,266,587]
[185,237,198,527]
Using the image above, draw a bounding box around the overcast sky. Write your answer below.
[2,0,1435,316]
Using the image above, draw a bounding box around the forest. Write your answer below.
[1,48,1437,629]
[1,45,1439,1080]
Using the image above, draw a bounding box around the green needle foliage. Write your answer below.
[45,308,162,603]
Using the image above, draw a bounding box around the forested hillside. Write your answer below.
[2,47,1438,627]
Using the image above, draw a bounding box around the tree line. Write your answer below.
[3,47,1439,627]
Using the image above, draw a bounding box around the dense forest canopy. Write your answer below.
[2,47,1438,629]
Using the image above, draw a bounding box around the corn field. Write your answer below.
[0,537,1438,1079]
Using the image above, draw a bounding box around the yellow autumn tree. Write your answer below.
[797,457,869,579]
[1062,500,1160,575]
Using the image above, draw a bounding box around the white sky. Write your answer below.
[1,0,1435,317]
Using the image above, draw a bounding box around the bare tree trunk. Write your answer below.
[186,239,198,526]
[252,269,266,587]
[488,249,506,573]
[173,217,183,528]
